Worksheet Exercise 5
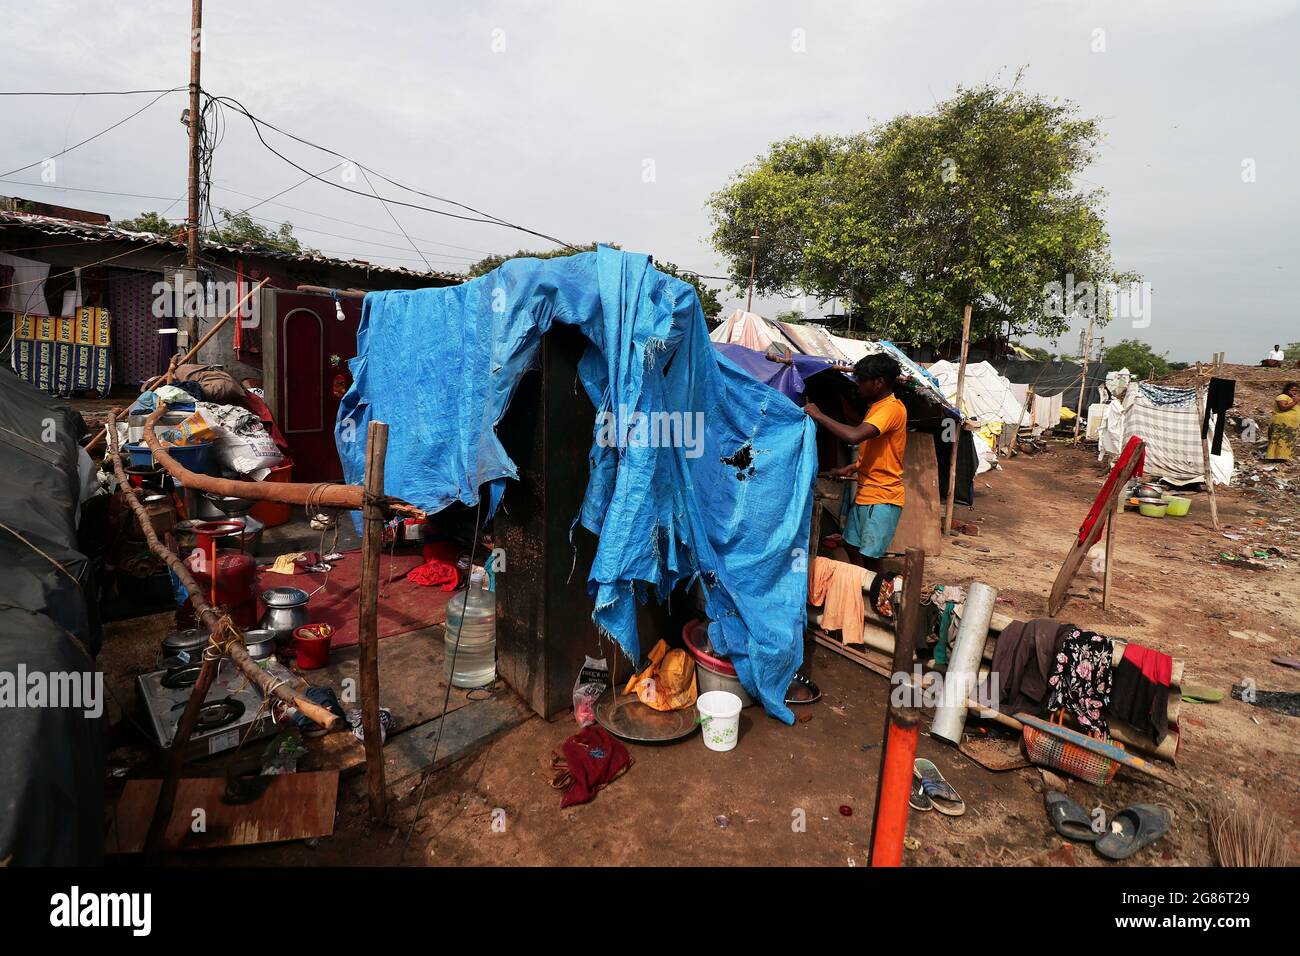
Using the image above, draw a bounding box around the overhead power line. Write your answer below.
[0,87,184,179]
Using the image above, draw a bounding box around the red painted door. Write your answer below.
[273,291,362,482]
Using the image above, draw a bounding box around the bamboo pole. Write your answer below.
[139,406,426,519]
[358,421,389,821]
[942,305,972,536]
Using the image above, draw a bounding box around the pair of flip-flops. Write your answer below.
[1045,792,1171,860]
[909,758,965,815]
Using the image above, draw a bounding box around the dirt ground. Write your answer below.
[156,433,1297,869]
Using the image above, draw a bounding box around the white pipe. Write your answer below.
[930,581,998,745]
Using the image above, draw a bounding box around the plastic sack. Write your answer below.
[572,656,609,727]
[213,424,283,480]
[157,407,218,446]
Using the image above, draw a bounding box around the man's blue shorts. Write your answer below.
[839,499,903,559]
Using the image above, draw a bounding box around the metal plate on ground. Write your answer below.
[593,689,699,743]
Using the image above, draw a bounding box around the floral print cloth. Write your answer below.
[1046,628,1113,734]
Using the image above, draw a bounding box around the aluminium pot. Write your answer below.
[260,587,311,646]
[242,628,278,661]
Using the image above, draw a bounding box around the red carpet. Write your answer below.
[258,549,454,650]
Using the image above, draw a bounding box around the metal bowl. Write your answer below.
[204,493,256,515]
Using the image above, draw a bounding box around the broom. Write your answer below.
[1208,796,1290,867]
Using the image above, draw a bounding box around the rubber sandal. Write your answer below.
[1044,791,1100,843]
[785,673,822,705]
[909,774,933,812]
[913,758,965,816]
[1095,805,1171,861]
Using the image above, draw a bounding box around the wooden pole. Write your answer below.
[184,0,203,344]
[1193,365,1221,531]
[139,406,425,518]
[1073,314,1095,442]
[868,547,925,867]
[942,304,972,536]
[358,420,389,821]
[745,230,759,314]
[1101,511,1115,609]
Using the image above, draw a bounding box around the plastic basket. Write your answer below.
[1022,722,1119,786]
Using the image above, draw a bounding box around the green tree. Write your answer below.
[775,308,806,324]
[467,243,723,319]
[208,209,313,254]
[114,211,179,235]
[1103,338,1170,379]
[708,79,1136,346]
[1283,342,1300,363]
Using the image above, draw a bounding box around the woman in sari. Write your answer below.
[1265,382,1300,461]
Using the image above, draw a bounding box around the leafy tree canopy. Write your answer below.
[467,242,723,318]
[208,209,314,254]
[1283,342,1300,363]
[775,308,806,324]
[1103,338,1170,378]
[708,78,1137,346]
[114,209,314,255]
[113,211,181,235]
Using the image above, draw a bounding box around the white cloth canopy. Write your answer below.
[709,309,780,351]
[927,360,1028,426]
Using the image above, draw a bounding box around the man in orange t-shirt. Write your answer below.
[805,354,907,570]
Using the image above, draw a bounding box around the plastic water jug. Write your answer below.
[444,570,496,688]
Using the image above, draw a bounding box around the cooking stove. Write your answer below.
[137,658,278,760]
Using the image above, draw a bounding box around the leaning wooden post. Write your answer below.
[1193,365,1221,531]
[868,547,925,867]
[942,304,972,536]
[1101,511,1116,609]
[1073,315,1095,442]
[358,420,390,821]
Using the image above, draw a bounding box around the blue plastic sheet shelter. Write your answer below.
[335,248,818,721]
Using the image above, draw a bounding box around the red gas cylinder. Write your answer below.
[182,523,260,629]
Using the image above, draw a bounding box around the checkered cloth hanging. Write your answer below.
[1124,386,1204,484]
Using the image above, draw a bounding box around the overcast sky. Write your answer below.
[3,0,1296,362]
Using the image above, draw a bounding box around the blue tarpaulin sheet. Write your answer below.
[712,343,838,402]
[336,247,817,722]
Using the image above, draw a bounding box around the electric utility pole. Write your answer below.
[184,0,203,344]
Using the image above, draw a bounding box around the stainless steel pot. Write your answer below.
[242,628,278,661]
[260,587,310,645]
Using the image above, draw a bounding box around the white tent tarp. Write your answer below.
[709,309,780,351]
[1100,383,1232,486]
[927,360,1028,427]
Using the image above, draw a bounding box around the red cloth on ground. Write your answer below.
[1078,436,1146,545]
[1122,644,1172,686]
[408,540,461,591]
[557,725,631,808]
[269,549,452,649]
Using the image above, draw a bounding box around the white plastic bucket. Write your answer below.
[697,690,742,752]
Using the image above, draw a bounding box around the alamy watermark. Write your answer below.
[595,404,704,459]
[1043,273,1152,329]
[151,272,259,328]
[1,665,103,718]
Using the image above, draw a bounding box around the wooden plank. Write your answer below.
[1047,440,1145,615]
[382,694,533,786]
[891,436,943,555]
[106,771,338,854]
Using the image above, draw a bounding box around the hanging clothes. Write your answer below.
[1110,644,1172,744]
[1201,378,1235,456]
[1045,628,1113,734]
[809,556,871,647]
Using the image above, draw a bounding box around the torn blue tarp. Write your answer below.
[712,343,838,403]
[335,247,818,722]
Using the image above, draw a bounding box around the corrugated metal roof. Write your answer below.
[0,208,464,283]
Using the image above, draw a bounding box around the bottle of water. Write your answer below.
[444,570,496,688]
